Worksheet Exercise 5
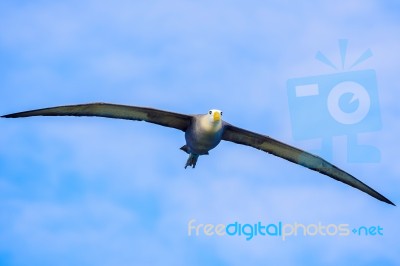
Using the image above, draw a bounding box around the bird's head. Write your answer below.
[207,109,223,123]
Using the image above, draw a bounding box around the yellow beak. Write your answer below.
[213,112,221,121]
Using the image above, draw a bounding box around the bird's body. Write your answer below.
[182,111,224,168]
[1,102,395,206]
[185,112,223,151]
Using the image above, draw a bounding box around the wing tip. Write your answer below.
[372,189,395,206]
[2,111,29,118]
[376,193,395,206]
[2,114,15,118]
[383,198,396,206]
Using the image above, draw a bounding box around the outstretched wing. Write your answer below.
[2,103,192,131]
[222,123,395,206]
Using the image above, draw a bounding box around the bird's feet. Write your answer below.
[185,154,199,169]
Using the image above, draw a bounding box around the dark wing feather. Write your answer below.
[2,103,192,131]
[222,123,395,206]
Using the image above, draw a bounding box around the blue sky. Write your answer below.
[0,1,399,265]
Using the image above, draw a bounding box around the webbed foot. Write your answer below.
[185,154,199,169]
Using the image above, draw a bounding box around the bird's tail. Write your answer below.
[180,145,190,154]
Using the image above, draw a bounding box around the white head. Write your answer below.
[207,109,223,123]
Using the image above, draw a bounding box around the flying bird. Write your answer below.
[2,103,395,206]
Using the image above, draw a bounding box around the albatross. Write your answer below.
[1,103,395,206]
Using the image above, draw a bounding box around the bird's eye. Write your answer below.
[220,112,223,116]
[209,111,212,115]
